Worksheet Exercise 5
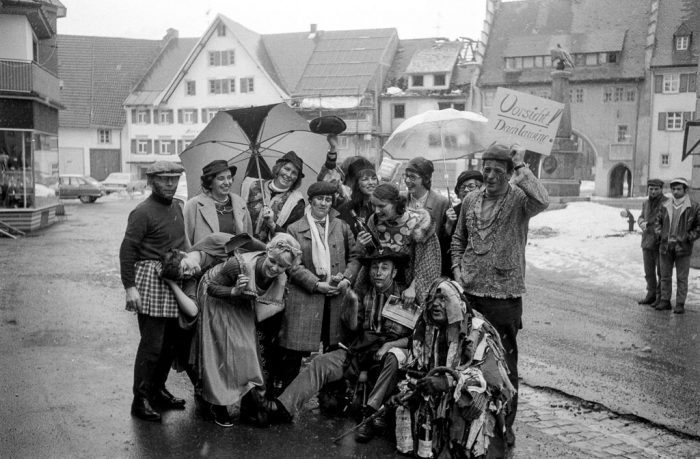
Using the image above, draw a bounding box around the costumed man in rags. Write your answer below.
[255,249,413,434]
[636,178,667,307]
[119,161,188,422]
[451,144,549,446]
[403,157,451,276]
[397,278,515,458]
[654,177,700,314]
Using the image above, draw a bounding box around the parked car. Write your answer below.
[54,174,103,203]
[100,172,133,194]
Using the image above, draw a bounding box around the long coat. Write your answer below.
[183,192,253,246]
[280,212,361,352]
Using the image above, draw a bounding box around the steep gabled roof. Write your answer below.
[261,32,316,93]
[57,35,163,128]
[385,38,438,85]
[405,41,462,74]
[651,0,700,68]
[480,0,648,86]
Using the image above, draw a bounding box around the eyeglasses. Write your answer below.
[460,183,479,192]
[403,173,421,182]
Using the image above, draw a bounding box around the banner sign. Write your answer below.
[486,87,565,156]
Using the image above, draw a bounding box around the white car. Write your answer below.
[100,172,133,194]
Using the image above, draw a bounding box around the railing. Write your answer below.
[0,59,60,103]
[608,143,634,161]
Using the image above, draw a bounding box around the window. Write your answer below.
[240,77,254,93]
[663,74,680,93]
[207,109,218,122]
[438,102,465,111]
[614,87,624,102]
[523,56,534,68]
[666,112,683,130]
[183,139,193,149]
[598,52,608,64]
[434,74,446,86]
[483,91,495,107]
[603,87,613,103]
[137,140,149,154]
[585,53,597,66]
[607,52,618,64]
[185,81,196,96]
[574,54,586,67]
[136,110,150,124]
[453,103,465,111]
[505,58,515,69]
[570,88,584,103]
[393,104,405,119]
[534,56,543,68]
[412,75,424,87]
[159,140,173,155]
[544,55,552,68]
[616,125,630,143]
[217,23,226,36]
[338,136,349,149]
[159,110,173,124]
[208,50,235,66]
[98,129,110,144]
[209,79,235,94]
[513,57,522,69]
[626,88,636,102]
[661,154,670,166]
[183,109,197,124]
[676,35,689,50]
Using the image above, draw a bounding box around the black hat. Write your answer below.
[647,178,664,187]
[201,160,237,181]
[347,157,375,181]
[309,116,347,135]
[225,233,267,255]
[307,180,338,199]
[276,151,304,177]
[482,144,514,170]
[406,157,434,183]
[455,170,484,194]
[358,248,409,266]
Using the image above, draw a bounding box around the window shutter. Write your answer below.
[131,109,137,123]
[131,139,136,153]
[178,109,183,124]
[177,140,183,154]
[683,112,692,127]
[146,140,152,154]
[154,140,160,154]
[658,112,666,130]
[680,74,689,92]
[144,110,151,124]
[201,109,207,121]
[153,110,159,124]
[193,110,198,124]
[689,74,697,93]
[654,75,663,93]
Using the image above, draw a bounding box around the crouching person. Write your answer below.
[397,278,515,458]
[257,249,413,439]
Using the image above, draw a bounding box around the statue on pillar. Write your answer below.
[550,44,575,70]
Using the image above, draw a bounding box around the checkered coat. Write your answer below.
[279,213,361,352]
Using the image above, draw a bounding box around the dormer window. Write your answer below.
[676,35,689,51]
[673,23,692,52]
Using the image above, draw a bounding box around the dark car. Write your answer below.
[55,174,103,203]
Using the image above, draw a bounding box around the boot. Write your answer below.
[673,303,685,314]
[637,293,655,305]
[131,396,161,422]
[354,407,376,443]
[151,387,186,410]
[655,300,672,311]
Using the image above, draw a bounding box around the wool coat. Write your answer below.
[280,212,361,352]
[637,194,668,250]
[183,192,252,247]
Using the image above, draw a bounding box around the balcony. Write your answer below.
[0,59,60,105]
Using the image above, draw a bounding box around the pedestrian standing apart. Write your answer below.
[451,144,549,446]
[654,177,700,314]
[444,170,483,258]
[636,179,667,307]
[337,157,378,235]
[119,161,188,422]
[403,157,451,276]
[183,160,252,247]
[278,181,360,389]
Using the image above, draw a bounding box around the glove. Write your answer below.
[416,375,450,395]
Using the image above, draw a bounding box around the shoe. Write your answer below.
[371,409,388,432]
[151,388,186,410]
[638,293,655,305]
[354,419,375,443]
[131,396,161,422]
[263,399,292,425]
[650,298,660,308]
[655,300,672,311]
[673,304,685,314]
[211,405,234,427]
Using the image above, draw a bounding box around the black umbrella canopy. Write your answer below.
[179,103,328,197]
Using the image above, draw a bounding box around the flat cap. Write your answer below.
[146,161,184,176]
[670,177,689,187]
[647,178,664,187]
[307,180,338,198]
[482,144,515,169]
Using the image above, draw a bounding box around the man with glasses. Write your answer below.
[450,144,549,446]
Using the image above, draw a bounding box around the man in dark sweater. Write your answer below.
[636,179,667,306]
[120,161,188,422]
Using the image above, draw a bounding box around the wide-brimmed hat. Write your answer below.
[358,248,409,266]
[309,115,347,135]
[201,160,237,181]
[146,161,184,177]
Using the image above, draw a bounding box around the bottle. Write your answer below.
[350,209,382,252]
[395,404,413,454]
[416,401,434,458]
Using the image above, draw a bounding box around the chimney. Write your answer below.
[308,24,317,39]
[164,28,179,42]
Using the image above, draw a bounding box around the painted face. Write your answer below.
[274,162,300,189]
[403,170,424,193]
[262,251,294,278]
[671,184,686,200]
[358,172,378,197]
[647,185,662,199]
[458,179,482,200]
[150,175,180,200]
[482,160,511,196]
[310,195,333,219]
[179,253,201,278]
[428,291,448,324]
[211,170,233,200]
[370,260,396,291]
[370,196,398,222]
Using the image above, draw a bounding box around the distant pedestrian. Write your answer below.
[119,161,188,422]
[636,179,667,307]
[451,144,549,446]
[654,177,700,314]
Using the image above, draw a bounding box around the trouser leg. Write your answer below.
[366,353,400,411]
[642,249,658,295]
[152,317,180,391]
[133,314,167,398]
[277,349,346,417]
[278,348,307,391]
[497,321,520,430]
[659,251,674,301]
[675,254,691,305]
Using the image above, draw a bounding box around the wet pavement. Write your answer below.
[1,196,699,458]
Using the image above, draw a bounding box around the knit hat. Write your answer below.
[405,157,434,181]
[647,178,664,188]
[347,157,375,181]
[307,180,338,199]
[670,177,689,188]
[482,144,514,171]
[276,151,304,177]
[455,170,484,194]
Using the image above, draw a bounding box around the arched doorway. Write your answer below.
[609,163,632,198]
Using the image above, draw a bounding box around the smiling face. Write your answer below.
[482,160,511,196]
[358,172,378,197]
[403,170,424,194]
[370,196,398,222]
[262,251,294,278]
[179,253,201,278]
[310,195,333,219]
[370,259,396,291]
[274,162,300,189]
[149,174,180,200]
[210,170,233,200]
[458,179,482,200]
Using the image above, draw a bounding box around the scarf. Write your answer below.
[235,250,287,321]
[305,207,331,281]
[670,194,690,238]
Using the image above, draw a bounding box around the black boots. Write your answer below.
[151,388,186,410]
[638,293,656,305]
[131,396,161,422]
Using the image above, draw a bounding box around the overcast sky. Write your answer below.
[58,0,488,41]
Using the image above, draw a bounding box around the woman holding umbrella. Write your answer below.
[244,151,306,242]
[184,160,253,246]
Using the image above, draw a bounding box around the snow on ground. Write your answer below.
[527,201,700,304]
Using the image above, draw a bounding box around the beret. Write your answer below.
[307,180,338,198]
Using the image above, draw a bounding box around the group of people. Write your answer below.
[119,136,550,458]
[637,177,700,314]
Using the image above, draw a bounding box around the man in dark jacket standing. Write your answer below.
[636,179,668,306]
[654,177,700,314]
[120,161,188,421]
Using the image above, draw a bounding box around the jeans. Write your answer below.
[642,248,661,298]
[659,249,691,305]
[133,314,180,399]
